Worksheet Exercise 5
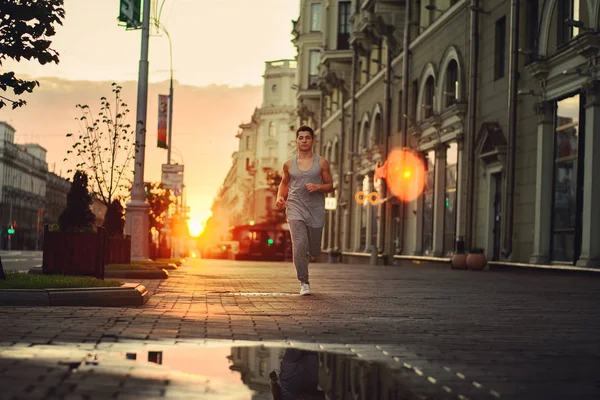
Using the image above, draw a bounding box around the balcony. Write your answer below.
[261,157,278,171]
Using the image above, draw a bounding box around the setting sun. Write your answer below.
[187,220,204,237]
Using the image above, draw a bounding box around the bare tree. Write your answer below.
[64,83,138,231]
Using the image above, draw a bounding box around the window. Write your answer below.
[271,84,277,93]
[332,140,338,164]
[494,16,506,80]
[422,150,435,255]
[551,94,584,263]
[361,121,370,150]
[445,60,459,107]
[245,136,251,150]
[558,0,581,45]
[373,114,382,146]
[524,0,538,64]
[411,79,419,122]
[444,143,458,255]
[360,174,368,250]
[423,76,435,119]
[268,122,276,137]
[311,3,322,31]
[414,0,422,35]
[338,2,351,50]
[308,50,320,89]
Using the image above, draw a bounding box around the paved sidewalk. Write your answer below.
[1,258,599,399]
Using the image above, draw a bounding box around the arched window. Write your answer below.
[331,139,338,164]
[424,76,435,118]
[372,114,383,146]
[361,121,370,150]
[445,60,459,107]
[268,122,276,137]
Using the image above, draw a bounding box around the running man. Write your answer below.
[276,125,333,295]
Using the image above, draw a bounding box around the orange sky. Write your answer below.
[0,0,299,235]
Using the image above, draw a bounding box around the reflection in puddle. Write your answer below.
[126,346,411,399]
[0,344,417,399]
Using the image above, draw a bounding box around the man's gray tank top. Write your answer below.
[286,155,325,228]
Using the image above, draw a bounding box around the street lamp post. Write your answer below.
[152,21,175,258]
[154,21,174,165]
[125,0,152,260]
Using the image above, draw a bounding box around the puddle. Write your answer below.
[0,343,423,399]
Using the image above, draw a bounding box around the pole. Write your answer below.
[125,0,152,260]
[503,0,520,260]
[167,78,174,164]
[465,0,480,249]
[8,202,12,251]
[397,0,411,255]
[163,26,174,165]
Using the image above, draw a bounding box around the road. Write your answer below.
[1,258,599,399]
[0,251,42,272]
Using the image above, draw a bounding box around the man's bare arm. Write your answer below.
[276,160,291,208]
[319,158,334,193]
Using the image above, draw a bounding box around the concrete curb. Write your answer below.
[28,267,170,279]
[0,283,148,307]
[147,263,178,270]
[104,269,169,279]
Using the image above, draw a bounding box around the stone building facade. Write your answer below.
[293,0,600,268]
[0,122,48,250]
[0,122,73,250]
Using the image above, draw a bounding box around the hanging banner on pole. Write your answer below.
[157,94,168,149]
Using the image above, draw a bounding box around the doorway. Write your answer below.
[391,204,401,256]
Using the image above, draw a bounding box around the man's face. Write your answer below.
[296,131,314,151]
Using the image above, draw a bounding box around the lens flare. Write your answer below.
[385,148,426,202]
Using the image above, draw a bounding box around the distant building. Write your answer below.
[0,122,48,250]
[210,59,298,236]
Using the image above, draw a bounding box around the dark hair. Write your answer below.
[296,125,314,138]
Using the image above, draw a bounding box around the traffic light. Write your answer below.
[267,238,274,246]
[7,226,14,235]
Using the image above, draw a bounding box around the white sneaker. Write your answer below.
[300,283,311,296]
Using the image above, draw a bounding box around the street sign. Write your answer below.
[162,172,183,185]
[118,0,141,29]
[164,182,184,190]
[325,197,337,210]
[162,164,184,173]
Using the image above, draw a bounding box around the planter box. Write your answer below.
[107,236,131,264]
[42,225,106,279]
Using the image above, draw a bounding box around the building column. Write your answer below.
[365,171,375,250]
[577,82,600,268]
[530,101,555,264]
[432,144,447,257]
[454,135,465,242]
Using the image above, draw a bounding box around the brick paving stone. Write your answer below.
[1,258,599,399]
